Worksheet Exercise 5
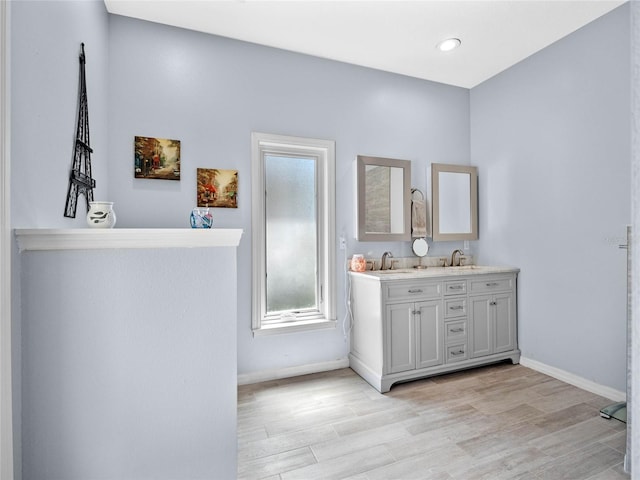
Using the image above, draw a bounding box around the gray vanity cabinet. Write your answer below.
[386,300,443,374]
[349,268,520,393]
[469,276,517,358]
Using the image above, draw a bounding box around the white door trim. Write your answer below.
[630,2,640,475]
[0,0,14,478]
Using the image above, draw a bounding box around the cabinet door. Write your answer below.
[386,303,415,374]
[415,300,443,369]
[470,294,492,358]
[494,292,515,353]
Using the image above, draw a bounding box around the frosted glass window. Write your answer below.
[251,132,336,334]
[265,155,317,314]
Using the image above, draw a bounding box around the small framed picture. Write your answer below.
[134,136,181,180]
[197,168,238,208]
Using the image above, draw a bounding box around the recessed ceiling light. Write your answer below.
[436,38,461,52]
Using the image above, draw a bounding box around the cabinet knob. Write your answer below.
[489,301,497,306]
[412,310,421,315]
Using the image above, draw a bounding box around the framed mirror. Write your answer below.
[357,155,411,241]
[431,163,478,241]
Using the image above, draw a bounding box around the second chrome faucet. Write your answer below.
[450,249,464,267]
[381,251,394,270]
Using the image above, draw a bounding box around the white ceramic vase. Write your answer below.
[86,201,116,228]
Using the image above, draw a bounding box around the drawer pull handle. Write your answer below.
[490,301,497,306]
[486,282,499,287]
[449,327,464,333]
[408,289,423,294]
[449,306,464,311]
[448,285,464,290]
[451,350,465,356]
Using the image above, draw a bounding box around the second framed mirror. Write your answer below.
[356,155,411,242]
[432,163,478,241]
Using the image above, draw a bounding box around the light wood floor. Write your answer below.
[238,363,629,480]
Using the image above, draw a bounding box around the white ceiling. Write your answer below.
[104,0,627,89]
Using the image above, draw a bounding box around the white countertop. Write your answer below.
[14,228,243,251]
[350,265,519,280]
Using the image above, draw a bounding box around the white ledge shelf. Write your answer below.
[15,228,243,252]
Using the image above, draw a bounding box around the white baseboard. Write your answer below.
[237,358,350,385]
[238,356,627,402]
[520,356,626,402]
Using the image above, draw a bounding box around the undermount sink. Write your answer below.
[376,269,413,274]
[443,265,495,271]
[444,265,509,273]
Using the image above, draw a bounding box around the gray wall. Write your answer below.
[11,0,110,228]
[10,1,111,477]
[471,3,631,391]
[20,247,238,479]
[107,15,471,377]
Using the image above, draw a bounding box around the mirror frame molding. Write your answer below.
[356,155,411,242]
[431,163,478,241]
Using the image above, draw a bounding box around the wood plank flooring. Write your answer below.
[238,363,629,480]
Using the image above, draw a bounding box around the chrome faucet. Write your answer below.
[381,251,394,270]
[450,249,464,267]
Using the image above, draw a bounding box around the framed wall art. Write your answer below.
[134,136,181,180]
[197,168,238,208]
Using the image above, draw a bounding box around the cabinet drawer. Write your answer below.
[469,276,514,294]
[444,298,467,318]
[444,280,467,296]
[446,344,468,363]
[445,320,467,343]
[386,282,441,301]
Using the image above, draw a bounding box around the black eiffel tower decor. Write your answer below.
[64,43,96,218]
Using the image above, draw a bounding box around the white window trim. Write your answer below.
[251,132,336,336]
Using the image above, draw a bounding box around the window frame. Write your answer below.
[251,132,336,335]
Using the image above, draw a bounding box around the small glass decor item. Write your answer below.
[190,207,213,229]
[86,201,116,228]
[350,254,366,272]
